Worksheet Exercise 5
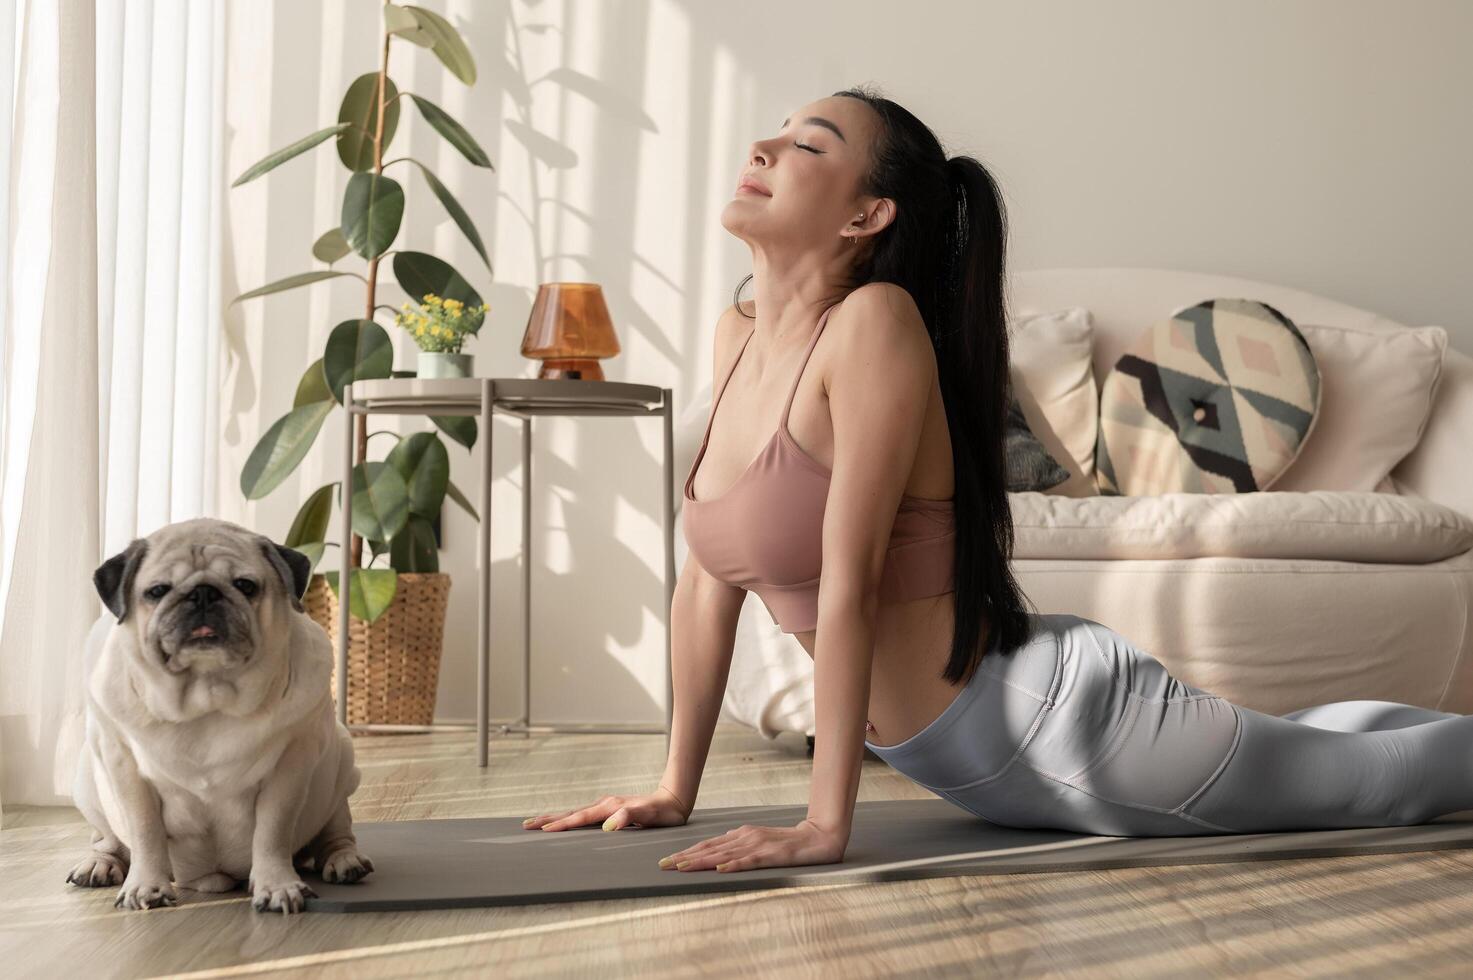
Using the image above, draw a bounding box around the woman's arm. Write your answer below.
[660,552,748,811]
[806,284,937,848]
[661,307,761,810]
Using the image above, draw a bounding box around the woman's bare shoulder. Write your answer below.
[712,301,757,369]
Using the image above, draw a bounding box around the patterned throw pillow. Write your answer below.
[1006,391,1071,492]
[1096,298,1322,495]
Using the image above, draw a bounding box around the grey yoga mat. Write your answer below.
[304,799,1473,912]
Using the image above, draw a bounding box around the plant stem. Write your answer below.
[352,25,393,570]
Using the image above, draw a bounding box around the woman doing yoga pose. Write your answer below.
[521,86,1473,870]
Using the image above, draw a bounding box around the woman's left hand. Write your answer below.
[656,818,846,873]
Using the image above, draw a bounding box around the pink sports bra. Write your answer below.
[682,301,956,634]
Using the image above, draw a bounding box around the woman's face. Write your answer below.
[721,95,880,254]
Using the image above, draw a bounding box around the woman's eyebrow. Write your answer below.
[779,115,847,143]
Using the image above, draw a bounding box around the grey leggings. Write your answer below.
[864,611,1473,836]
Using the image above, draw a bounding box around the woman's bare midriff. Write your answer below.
[790,589,990,748]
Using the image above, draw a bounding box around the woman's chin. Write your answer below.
[718,207,759,241]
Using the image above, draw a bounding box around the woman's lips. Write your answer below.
[736,176,771,196]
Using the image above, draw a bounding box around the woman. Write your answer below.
[522,86,1473,871]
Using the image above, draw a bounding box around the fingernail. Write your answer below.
[716,862,729,872]
[658,857,674,868]
[522,818,533,826]
[602,818,615,831]
[676,861,690,870]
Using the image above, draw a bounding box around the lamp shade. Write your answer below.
[519,282,620,380]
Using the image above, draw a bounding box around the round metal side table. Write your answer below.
[338,377,676,767]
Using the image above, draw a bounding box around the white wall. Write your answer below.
[221,0,1473,725]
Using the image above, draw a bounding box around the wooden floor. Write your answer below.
[5,723,1473,978]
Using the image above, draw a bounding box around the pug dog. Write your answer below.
[67,517,373,913]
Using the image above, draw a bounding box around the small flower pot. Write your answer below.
[417,351,473,379]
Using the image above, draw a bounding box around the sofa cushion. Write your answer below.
[1009,489,1473,563]
[1096,298,1321,495]
[1005,391,1071,492]
[1008,307,1098,497]
[1270,323,1449,492]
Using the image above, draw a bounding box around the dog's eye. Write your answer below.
[233,578,258,597]
[144,584,170,600]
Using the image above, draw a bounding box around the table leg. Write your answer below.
[663,389,674,757]
[337,384,354,727]
[522,416,531,733]
[478,381,493,767]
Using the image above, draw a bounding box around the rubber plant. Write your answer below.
[227,2,494,624]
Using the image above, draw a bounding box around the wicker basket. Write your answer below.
[302,571,451,729]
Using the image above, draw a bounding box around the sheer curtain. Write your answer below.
[0,0,224,819]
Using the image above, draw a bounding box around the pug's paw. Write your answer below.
[321,847,375,884]
[250,870,317,914]
[113,870,178,910]
[66,851,127,888]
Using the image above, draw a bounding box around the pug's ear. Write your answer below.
[94,538,149,623]
[258,539,311,613]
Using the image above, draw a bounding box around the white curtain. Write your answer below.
[0,0,224,820]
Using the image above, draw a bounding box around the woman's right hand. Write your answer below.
[522,785,692,832]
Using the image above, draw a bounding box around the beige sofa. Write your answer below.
[672,268,1473,738]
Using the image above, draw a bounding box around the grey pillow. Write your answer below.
[1005,392,1071,492]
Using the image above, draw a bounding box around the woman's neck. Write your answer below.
[747,248,850,349]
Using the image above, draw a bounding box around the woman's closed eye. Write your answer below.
[795,141,821,153]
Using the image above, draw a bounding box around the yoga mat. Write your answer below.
[305,799,1473,912]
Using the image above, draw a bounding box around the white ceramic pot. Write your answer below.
[417,351,473,379]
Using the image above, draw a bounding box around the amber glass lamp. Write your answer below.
[519,282,621,380]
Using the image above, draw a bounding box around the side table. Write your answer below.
[338,377,677,767]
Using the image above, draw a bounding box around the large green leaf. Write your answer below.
[431,415,477,451]
[324,318,394,404]
[383,3,425,40]
[287,484,336,547]
[312,227,353,264]
[385,431,449,518]
[293,358,332,408]
[240,400,336,499]
[350,460,410,542]
[392,251,482,307]
[405,158,491,271]
[230,270,358,306]
[295,541,327,573]
[445,477,479,521]
[232,123,351,187]
[324,568,398,623]
[337,72,401,172]
[404,5,476,85]
[407,95,492,168]
[341,172,404,259]
[390,513,440,572]
[383,4,415,31]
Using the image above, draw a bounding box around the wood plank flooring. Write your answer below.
[4,723,1473,978]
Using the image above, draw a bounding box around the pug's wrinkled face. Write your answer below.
[93,518,312,676]
[141,548,269,673]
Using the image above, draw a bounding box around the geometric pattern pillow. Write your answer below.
[1095,298,1322,495]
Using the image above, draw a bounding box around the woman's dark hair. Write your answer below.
[730,84,1036,684]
